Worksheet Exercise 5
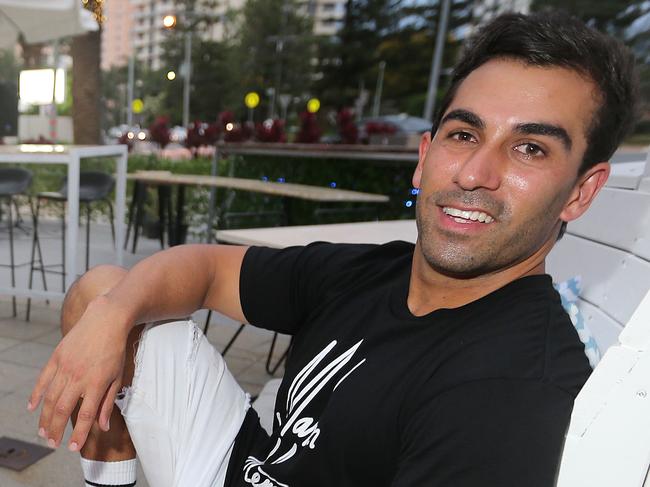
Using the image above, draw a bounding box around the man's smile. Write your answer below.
[442,206,495,224]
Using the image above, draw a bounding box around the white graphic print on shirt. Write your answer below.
[243,339,366,487]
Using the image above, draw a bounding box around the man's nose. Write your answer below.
[452,144,502,191]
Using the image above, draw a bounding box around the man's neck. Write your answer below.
[406,241,547,317]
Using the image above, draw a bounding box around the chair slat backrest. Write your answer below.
[553,176,650,486]
[568,187,650,261]
[556,291,650,487]
[547,185,650,353]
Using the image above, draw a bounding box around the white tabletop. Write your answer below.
[216,219,417,248]
[0,144,128,299]
[0,144,128,162]
[129,172,390,203]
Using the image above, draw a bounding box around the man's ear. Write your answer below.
[559,162,610,223]
[412,131,432,189]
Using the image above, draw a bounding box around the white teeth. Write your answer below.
[443,207,494,223]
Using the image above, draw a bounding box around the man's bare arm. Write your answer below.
[105,244,249,325]
[28,244,249,451]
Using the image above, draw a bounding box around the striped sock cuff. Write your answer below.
[85,481,136,487]
[81,457,137,486]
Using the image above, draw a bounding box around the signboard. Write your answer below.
[19,69,65,105]
[245,91,260,109]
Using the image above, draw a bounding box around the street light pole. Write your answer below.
[423,0,451,122]
[164,12,192,127]
[127,54,134,126]
[372,61,386,118]
[182,30,192,128]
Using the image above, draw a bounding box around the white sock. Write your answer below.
[80,457,137,486]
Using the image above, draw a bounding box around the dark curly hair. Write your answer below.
[432,11,639,176]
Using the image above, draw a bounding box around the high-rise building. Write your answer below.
[102,0,347,71]
[102,0,135,70]
[301,0,346,36]
[102,0,244,71]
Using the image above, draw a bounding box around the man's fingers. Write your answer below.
[38,371,68,441]
[68,391,104,452]
[28,359,58,412]
[44,384,87,448]
[98,380,121,432]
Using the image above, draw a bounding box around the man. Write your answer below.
[29,10,637,487]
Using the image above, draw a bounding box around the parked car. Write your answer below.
[106,125,148,143]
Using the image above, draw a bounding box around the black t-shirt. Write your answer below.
[224,241,591,487]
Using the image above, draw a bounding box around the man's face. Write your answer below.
[414,58,602,278]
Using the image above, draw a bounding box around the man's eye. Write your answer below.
[514,143,545,158]
[449,131,475,143]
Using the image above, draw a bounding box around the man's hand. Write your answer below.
[28,296,132,451]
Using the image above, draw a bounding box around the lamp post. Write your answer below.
[163,13,192,128]
[182,30,192,128]
[127,54,134,126]
[423,0,451,121]
[372,61,386,118]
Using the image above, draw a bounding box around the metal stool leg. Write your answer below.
[266,333,292,375]
[157,186,166,248]
[132,183,146,253]
[203,309,212,334]
[7,198,16,317]
[222,324,246,356]
[61,203,66,291]
[203,311,246,358]
[107,200,115,245]
[85,203,91,271]
[27,198,48,321]
[26,201,38,321]
[124,181,139,250]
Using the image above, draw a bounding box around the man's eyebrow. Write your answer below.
[440,109,485,130]
[515,123,572,151]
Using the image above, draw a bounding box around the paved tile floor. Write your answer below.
[0,217,288,486]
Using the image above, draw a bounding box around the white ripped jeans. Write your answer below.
[115,320,251,487]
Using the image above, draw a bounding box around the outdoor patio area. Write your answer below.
[0,219,288,486]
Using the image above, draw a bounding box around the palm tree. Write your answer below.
[71,0,104,144]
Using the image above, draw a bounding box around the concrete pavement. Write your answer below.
[0,217,288,486]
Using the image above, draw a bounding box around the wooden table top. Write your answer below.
[216,219,417,248]
[128,171,390,203]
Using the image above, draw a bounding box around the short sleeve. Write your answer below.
[239,242,375,334]
[392,379,574,487]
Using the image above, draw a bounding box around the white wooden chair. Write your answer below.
[551,154,650,486]
[251,155,650,484]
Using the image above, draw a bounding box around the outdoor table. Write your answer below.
[216,219,417,248]
[126,171,390,247]
[211,219,417,373]
[0,144,128,301]
[206,143,418,242]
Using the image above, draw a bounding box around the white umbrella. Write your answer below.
[0,0,98,48]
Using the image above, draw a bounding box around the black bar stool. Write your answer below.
[26,171,115,320]
[0,168,33,317]
[124,181,172,253]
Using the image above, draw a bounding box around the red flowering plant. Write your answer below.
[255,119,287,143]
[149,116,171,149]
[185,120,220,157]
[295,111,321,143]
[219,111,253,143]
[337,108,358,144]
